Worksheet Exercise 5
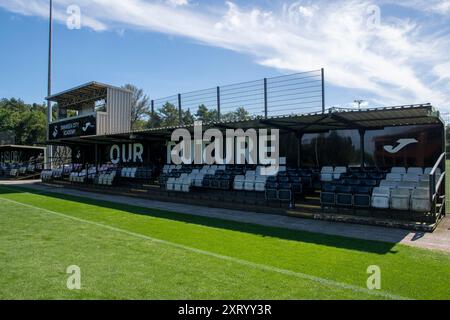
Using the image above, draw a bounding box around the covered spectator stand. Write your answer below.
[0,145,46,179]
[44,82,446,231]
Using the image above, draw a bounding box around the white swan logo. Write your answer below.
[52,126,59,138]
[82,122,94,132]
[384,139,418,154]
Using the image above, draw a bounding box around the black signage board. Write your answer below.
[49,115,96,140]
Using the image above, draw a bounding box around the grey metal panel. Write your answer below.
[106,87,132,135]
[96,112,109,136]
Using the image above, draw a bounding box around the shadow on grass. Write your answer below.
[0,185,404,255]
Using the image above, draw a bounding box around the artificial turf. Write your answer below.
[0,185,449,300]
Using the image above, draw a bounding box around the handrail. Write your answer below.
[434,172,446,201]
[429,152,446,202]
[430,152,445,176]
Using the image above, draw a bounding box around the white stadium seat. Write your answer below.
[407,167,423,175]
[411,189,431,212]
[166,178,176,191]
[333,167,347,180]
[403,173,420,183]
[380,180,398,190]
[234,175,245,190]
[391,167,406,174]
[321,167,334,182]
[386,173,402,182]
[371,187,390,209]
[398,181,417,191]
[417,181,429,190]
[244,176,256,191]
[254,176,267,192]
[390,188,411,211]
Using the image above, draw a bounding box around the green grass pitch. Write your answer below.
[0,185,449,300]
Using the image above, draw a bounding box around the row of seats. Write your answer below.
[321,166,437,213]
[321,167,348,181]
[321,184,373,208]
[94,171,117,186]
[120,167,153,180]
[372,188,431,212]
[69,167,97,183]
[161,165,301,203]
[321,184,431,211]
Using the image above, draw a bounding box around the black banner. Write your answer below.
[0,300,445,318]
[49,115,97,140]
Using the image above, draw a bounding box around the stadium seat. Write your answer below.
[411,189,431,212]
[320,184,336,206]
[333,167,347,180]
[371,187,390,209]
[321,167,334,182]
[265,182,278,201]
[336,185,353,207]
[391,167,406,174]
[380,180,398,190]
[369,172,385,180]
[422,168,442,182]
[166,178,176,191]
[417,181,429,190]
[390,188,411,211]
[403,173,420,183]
[408,167,423,175]
[354,186,372,208]
[290,176,303,193]
[181,177,191,193]
[244,176,256,191]
[386,173,402,182]
[202,174,213,188]
[362,180,378,188]
[278,183,292,202]
[254,176,267,192]
[193,174,204,187]
[234,175,245,190]
[398,181,417,190]
[220,175,232,190]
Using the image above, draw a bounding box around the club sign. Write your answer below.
[49,115,97,140]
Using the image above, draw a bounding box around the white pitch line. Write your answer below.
[0,191,410,300]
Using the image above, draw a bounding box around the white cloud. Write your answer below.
[1,0,449,109]
[166,0,189,7]
[392,0,450,16]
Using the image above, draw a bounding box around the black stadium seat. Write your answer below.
[265,182,278,201]
[354,186,372,208]
[320,184,336,206]
[291,176,303,193]
[278,183,292,202]
[336,185,353,207]
[220,175,232,190]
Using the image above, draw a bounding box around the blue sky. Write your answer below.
[0,0,449,111]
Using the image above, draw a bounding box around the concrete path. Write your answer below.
[1,180,450,254]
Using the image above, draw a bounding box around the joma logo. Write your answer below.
[384,139,418,154]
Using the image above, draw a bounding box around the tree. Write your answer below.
[122,84,150,130]
[0,98,47,145]
[196,104,218,123]
[158,102,180,127]
[221,107,252,122]
[147,110,162,129]
[182,109,195,125]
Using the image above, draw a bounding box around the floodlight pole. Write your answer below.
[46,0,53,169]
[354,100,365,110]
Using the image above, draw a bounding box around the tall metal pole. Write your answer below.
[46,0,53,169]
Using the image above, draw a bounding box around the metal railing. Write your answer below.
[430,152,446,203]
[150,69,325,126]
